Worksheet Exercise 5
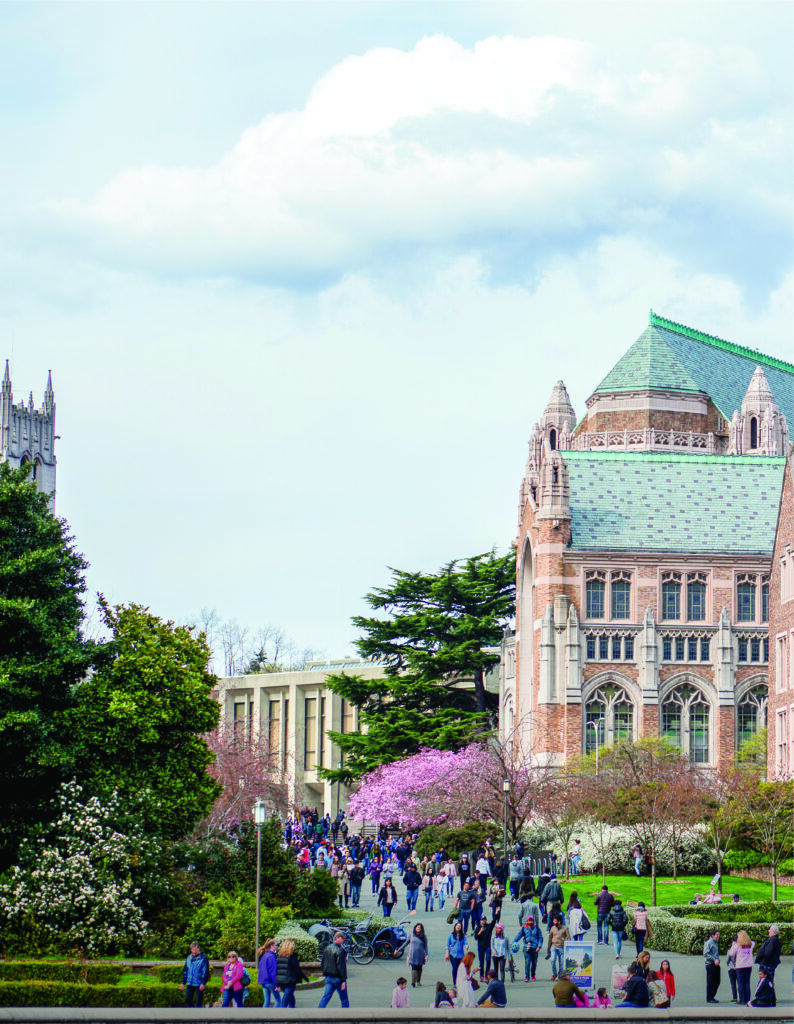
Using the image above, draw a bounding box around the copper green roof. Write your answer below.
[561,449,785,555]
[593,312,794,425]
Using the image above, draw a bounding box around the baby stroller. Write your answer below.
[373,916,411,959]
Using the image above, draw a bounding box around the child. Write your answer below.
[391,977,410,1008]
[432,980,456,1007]
[657,959,676,1004]
[593,986,612,1007]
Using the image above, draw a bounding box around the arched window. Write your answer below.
[750,416,758,449]
[686,572,707,621]
[661,683,711,763]
[585,571,606,619]
[549,428,557,451]
[610,572,632,620]
[661,572,682,620]
[584,682,635,753]
[737,684,768,751]
[761,576,769,623]
[736,574,756,622]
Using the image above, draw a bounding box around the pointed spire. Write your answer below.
[44,370,54,409]
[743,365,775,406]
[2,359,10,392]
[540,380,576,433]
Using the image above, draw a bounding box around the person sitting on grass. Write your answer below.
[552,968,586,1007]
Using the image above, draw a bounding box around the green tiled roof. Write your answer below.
[561,449,785,555]
[594,312,794,425]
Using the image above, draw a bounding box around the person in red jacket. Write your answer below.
[221,951,245,1007]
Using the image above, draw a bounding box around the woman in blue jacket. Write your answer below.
[446,921,468,985]
[516,915,544,982]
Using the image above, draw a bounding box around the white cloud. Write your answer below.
[51,33,791,289]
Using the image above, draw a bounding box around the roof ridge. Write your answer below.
[649,310,794,376]
[561,449,786,467]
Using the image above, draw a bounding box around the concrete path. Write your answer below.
[285,877,792,1011]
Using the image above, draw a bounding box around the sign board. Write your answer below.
[563,941,594,989]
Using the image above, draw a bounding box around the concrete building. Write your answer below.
[769,450,794,777]
[0,361,57,500]
[504,311,793,773]
[214,659,385,815]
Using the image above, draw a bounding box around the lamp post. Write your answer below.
[336,758,343,819]
[502,779,510,861]
[253,799,268,961]
[586,718,605,775]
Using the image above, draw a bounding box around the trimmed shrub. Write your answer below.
[0,962,123,984]
[177,890,289,961]
[273,923,319,962]
[0,980,269,1008]
[414,822,496,860]
[638,901,794,956]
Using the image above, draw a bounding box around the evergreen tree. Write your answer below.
[0,463,91,870]
[322,550,515,781]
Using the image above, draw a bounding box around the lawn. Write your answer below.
[560,872,793,907]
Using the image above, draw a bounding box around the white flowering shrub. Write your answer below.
[0,781,152,955]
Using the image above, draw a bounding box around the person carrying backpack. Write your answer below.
[608,899,628,959]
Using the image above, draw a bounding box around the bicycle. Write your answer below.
[507,950,516,983]
[308,916,375,965]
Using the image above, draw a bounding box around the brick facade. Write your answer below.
[768,454,794,778]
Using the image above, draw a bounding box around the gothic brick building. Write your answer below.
[769,451,794,777]
[502,312,793,773]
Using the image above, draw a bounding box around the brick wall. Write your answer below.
[768,455,794,777]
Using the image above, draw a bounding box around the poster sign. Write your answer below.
[563,941,594,989]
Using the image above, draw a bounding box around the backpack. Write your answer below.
[241,968,251,988]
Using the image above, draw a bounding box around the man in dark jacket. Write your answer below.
[403,864,422,913]
[318,933,349,1008]
[755,925,782,980]
[349,862,365,907]
[617,963,650,1007]
[180,941,210,1007]
[594,885,615,944]
[540,874,563,910]
[477,969,507,1007]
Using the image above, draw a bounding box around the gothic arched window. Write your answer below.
[661,572,682,620]
[750,416,758,449]
[661,683,711,763]
[584,683,634,753]
[585,571,606,619]
[549,428,557,451]
[736,574,756,622]
[737,684,768,751]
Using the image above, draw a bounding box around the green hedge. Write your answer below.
[0,980,273,1008]
[0,962,124,984]
[273,923,319,962]
[637,901,794,956]
[153,965,187,985]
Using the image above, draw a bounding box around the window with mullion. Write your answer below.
[662,579,681,620]
[736,579,756,622]
[611,578,631,620]
[586,577,605,619]
[687,579,706,621]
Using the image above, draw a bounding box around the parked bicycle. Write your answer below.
[308,916,375,965]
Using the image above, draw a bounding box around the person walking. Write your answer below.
[632,902,650,954]
[403,862,422,914]
[179,941,210,1008]
[455,950,479,1008]
[421,867,436,912]
[508,854,523,901]
[546,914,570,981]
[406,923,428,988]
[436,863,448,909]
[608,898,627,959]
[491,922,507,982]
[318,932,349,1008]
[703,927,721,1004]
[257,939,281,1008]
[276,937,309,1008]
[378,877,399,917]
[594,884,614,945]
[518,914,543,982]
[730,930,754,1004]
[455,881,475,935]
[631,842,643,877]
[349,861,365,908]
[220,951,245,1008]
[567,892,584,942]
[445,921,468,986]
[474,917,494,978]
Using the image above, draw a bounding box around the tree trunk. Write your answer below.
[651,861,657,907]
[672,841,678,881]
[772,862,778,901]
[717,857,723,894]
[473,667,487,714]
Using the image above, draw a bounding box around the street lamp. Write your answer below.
[253,799,268,961]
[586,718,605,775]
[502,779,510,862]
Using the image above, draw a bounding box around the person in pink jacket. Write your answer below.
[221,950,245,1007]
[729,930,755,1005]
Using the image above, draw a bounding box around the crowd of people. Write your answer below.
[178,818,786,1010]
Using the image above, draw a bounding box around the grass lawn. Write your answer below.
[117,973,159,987]
[562,873,793,907]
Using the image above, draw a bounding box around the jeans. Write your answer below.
[262,982,282,1008]
[382,902,393,917]
[460,910,472,934]
[371,875,380,894]
[736,966,751,1004]
[613,931,623,957]
[551,947,563,976]
[728,968,738,1001]
[635,929,645,954]
[492,955,505,981]
[597,912,610,943]
[705,963,720,1002]
[425,891,435,911]
[478,948,491,976]
[350,884,361,907]
[318,977,349,1008]
[634,856,642,876]
[510,880,520,900]
[524,947,539,979]
[450,956,462,985]
[438,888,446,909]
[281,984,296,1007]
[406,888,419,912]
[184,985,204,1007]
[471,904,483,928]
[222,988,244,1007]
[571,855,580,875]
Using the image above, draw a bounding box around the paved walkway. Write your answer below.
[285,877,792,1011]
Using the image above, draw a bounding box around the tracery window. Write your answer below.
[585,571,606,619]
[737,685,768,752]
[687,573,707,621]
[611,572,632,620]
[661,572,682,620]
[661,683,711,763]
[736,574,757,622]
[584,683,635,753]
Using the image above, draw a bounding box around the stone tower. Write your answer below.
[0,362,57,500]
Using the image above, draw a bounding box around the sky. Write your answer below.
[2,1,792,664]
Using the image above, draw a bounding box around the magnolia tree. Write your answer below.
[0,781,153,955]
[346,735,547,840]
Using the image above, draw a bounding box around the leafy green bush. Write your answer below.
[177,890,288,961]
[641,901,794,956]
[725,849,765,871]
[415,822,496,860]
[273,923,319,962]
[0,980,274,1008]
[0,962,123,984]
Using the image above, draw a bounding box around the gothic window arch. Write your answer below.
[736,682,768,752]
[661,571,682,620]
[583,678,637,753]
[660,680,712,764]
[585,570,606,619]
[750,416,758,449]
[549,428,557,451]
